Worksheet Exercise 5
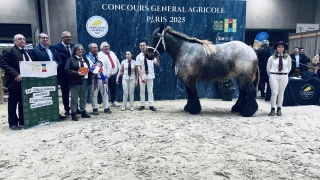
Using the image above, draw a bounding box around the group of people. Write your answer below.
[0,32,160,130]
[257,40,320,116]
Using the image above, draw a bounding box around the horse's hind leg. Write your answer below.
[184,79,201,114]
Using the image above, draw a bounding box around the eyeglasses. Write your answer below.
[64,36,72,39]
[40,37,49,39]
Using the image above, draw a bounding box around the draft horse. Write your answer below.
[146,24,259,117]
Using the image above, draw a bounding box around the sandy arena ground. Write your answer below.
[0,98,320,180]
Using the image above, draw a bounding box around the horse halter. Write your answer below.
[153,29,166,53]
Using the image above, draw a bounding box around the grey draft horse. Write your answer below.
[145,24,259,117]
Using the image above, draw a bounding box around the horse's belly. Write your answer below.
[198,63,231,80]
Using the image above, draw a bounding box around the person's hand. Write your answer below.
[98,68,103,73]
[135,80,138,86]
[15,75,22,82]
[78,72,85,76]
[116,79,119,84]
[141,78,146,83]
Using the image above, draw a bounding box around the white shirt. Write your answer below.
[97,51,112,78]
[136,52,158,79]
[98,51,119,77]
[267,55,292,76]
[121,59,137,80]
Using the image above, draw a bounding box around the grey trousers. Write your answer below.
[70,79,88,114]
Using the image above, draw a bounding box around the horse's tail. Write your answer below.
[252,65,260,93]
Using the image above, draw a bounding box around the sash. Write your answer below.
[86,54,107,81]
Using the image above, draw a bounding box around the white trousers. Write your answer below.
[122,78,135,107]
[139,78,154,106]
[91,79,109,109]
[269,74,289,108]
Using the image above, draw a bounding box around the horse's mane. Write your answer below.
[166,26,217,56]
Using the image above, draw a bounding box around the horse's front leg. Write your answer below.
[184,79,201,114]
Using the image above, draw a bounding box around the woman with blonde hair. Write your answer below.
[266,41,292,116]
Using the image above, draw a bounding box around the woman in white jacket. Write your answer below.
[116,51,145,111]
[266,41,292,116]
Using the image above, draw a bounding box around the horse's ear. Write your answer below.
[159,23,164,33]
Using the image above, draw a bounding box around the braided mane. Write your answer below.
[166,26,217,56]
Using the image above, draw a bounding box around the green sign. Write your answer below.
[20,61,60,128]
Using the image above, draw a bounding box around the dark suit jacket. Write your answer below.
[65,56,92,86]
[0,45,24,90]
[29,44,62,62]
[52,42,74,72]
[290,53,310,73]
[257,46,273,72]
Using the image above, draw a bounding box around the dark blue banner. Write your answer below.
[76,0,246,100]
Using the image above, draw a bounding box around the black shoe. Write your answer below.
[59,114,66,120]
[149,106,157,111]
[64,111,71,116]
[81,112,91,118]
[261,93,265,97]
[93,108,99,115]
[138,106,145,111]
[104,108,112,114]
[277,107,282,116]
[19,123,24,127]
[265,98,270,101]
[76,109,81,114]
[71,113,78,121]
[269,108,275,116]
[9,125,21,130]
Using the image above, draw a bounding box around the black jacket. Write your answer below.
[257,46,273,72]
[65,56,92,86]
[0,45,25,90]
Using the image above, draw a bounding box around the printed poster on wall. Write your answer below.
[76,0,246,99]
[20,61,59,128]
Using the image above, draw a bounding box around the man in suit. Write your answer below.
[0,34,33,130]
[29,32,66,119]
[53,31,77,116]
[289,47,310,77]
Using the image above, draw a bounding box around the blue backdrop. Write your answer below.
[76,0,246,101]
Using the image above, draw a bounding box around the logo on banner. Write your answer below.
[42,64,47,72]
[300,84,315,99]
[224,18,237,32]
[86,16,108,38]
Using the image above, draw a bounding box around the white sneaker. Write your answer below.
[112,101,120,107]
[130,106,134,111]
[121,107,126,111]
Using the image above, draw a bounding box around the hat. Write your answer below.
[273,41,288,50]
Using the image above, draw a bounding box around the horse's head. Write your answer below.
[145,24,165,59]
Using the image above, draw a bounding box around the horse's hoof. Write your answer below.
[231,106,241,113]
